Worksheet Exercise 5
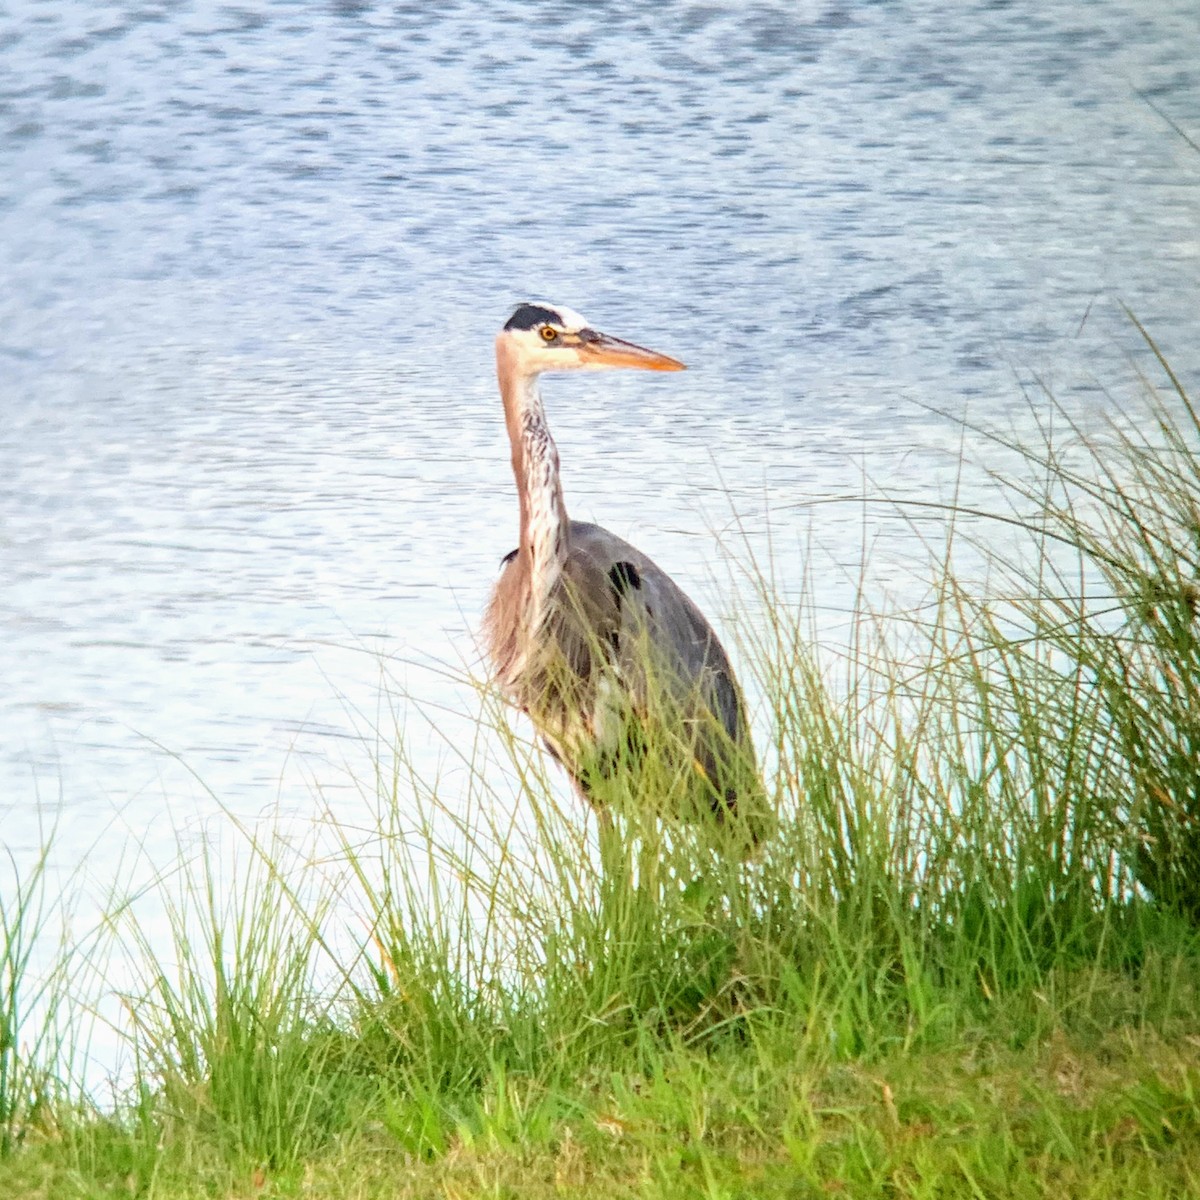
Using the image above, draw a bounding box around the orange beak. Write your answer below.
[577,331,686,371]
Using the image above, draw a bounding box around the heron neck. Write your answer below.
[500,367,568,603]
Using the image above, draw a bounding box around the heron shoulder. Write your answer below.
[564,522,746,739]
[563,522,720,644]
[492,520,725,656]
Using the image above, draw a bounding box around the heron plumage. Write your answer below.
[485,303,766,842]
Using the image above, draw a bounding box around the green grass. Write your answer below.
[5,1013,1200,1197]
[2,323,1200,1197]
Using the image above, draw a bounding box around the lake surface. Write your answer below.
[3,0,1199,882]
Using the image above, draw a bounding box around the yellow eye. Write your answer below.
[539,325,558,342]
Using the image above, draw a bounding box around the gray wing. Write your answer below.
[559,521,758,812]
[496,519,765,836]
[562,522,745,734]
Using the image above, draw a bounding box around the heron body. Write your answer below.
[485,303,764,840]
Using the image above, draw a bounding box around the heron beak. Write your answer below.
[578,331,687,371]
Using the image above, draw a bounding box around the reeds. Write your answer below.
[1,829,60,1158]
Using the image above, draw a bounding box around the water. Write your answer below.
[2,0,1199,875]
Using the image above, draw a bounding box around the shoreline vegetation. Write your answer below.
[4,326,1200,1197]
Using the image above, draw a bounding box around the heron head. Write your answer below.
[497,303,686,377]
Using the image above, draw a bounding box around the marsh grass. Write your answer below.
[0,827,62,1159]
[986,318,1200,923]
[110,836,364,1175]
[3,333,1200,1195]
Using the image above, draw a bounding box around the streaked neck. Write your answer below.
[497,352,568,630]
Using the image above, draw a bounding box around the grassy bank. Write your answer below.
[3,331,1200,1198]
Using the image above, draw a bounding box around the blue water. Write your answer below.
[2,0,1198,872]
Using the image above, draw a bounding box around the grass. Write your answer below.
[2,322,1200,1197]
[1,829,56,1161]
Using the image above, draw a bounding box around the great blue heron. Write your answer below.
[484,302,765,843]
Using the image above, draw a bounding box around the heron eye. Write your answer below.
[539,326,558,342]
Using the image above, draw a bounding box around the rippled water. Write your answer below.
[2,0,1199,873]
